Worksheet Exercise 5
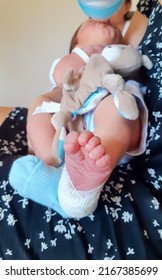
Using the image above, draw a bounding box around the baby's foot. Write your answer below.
[64,131,112,191]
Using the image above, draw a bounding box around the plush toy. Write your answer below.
[51,44,153,166]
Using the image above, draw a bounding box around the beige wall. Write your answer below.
[0,0,87,106]
[0,0,138,107]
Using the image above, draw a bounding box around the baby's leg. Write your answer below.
[27,89,62,165]
[64,130,112,191]
[9,130,111,219]
[64,94,141,192]
[9,131,110,219]
[27,112,55,165]
[93,94,141,169]
[56,130,111,218]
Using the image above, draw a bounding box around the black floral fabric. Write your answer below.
[0,0,162,260]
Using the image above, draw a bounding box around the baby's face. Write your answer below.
[77,19,122,47]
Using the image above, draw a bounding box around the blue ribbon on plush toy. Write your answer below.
[78,0,122,19]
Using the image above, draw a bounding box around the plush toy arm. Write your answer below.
[102,73,124,93]
[51,67,85,166]
[103,73,139,120]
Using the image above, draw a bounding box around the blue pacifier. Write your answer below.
[78,0,122,20]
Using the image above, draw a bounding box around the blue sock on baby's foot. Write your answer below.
[9,155,69,218]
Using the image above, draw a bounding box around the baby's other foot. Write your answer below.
[64,131,112,191]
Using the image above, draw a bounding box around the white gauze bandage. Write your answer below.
[58,166,104,219]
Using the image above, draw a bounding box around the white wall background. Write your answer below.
[0,0,138,107]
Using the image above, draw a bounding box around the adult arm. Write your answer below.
[0,107,13,126]
[123,10,148,48]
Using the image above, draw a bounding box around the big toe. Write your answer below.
[64,131,80,154]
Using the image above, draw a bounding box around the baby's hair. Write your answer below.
[69,24,82,53]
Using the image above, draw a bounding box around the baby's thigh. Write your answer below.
[93,95,116,125]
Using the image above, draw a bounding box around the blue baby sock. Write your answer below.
[9,155,69,218]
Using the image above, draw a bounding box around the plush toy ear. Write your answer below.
[142,55,153,70]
